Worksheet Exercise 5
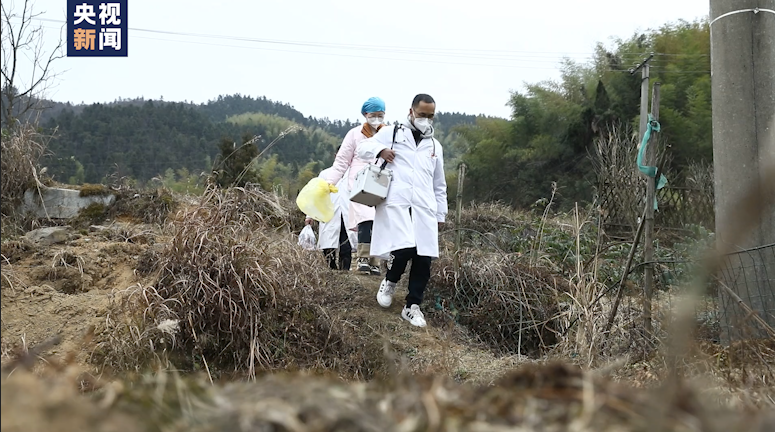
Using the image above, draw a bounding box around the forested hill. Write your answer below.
[39,94,489,192]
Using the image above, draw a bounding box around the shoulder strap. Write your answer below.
[377,124,401,169]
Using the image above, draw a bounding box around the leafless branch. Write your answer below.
[1,0,65,127]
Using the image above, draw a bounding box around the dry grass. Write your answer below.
[447,201,535,252]
[1,260,23,293]
[0,238,36,293]
[427,249,566,358]
[4,355,773,432]
[106,188,178,225]
[545,203,660,367]
[429,201,573,358]
[433,193,774,414]
[0,124,53,239]
[91,222,156,245]
[0,238,35,264]
[99,184,385,379]
[0,124,49,216]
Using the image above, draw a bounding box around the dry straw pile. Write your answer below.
[101,185,383,379]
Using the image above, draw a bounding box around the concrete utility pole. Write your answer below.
[710,0,775,342]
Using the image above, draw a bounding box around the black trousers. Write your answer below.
[385,247,432,308]
[357,220,373,244]
[322,215,352,270]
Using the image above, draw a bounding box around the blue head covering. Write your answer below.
[361,97,385,114]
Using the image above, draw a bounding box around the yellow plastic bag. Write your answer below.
[296,178,338,223]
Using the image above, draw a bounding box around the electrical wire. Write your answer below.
[29,16,712,62]
[30,21,711,74]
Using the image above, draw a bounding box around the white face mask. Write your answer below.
[413,117,431,132]
[367,117,383,128]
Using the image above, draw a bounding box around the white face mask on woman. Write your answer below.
[367,116,383,128]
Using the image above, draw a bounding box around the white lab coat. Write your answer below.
[317,167,357,250]
[357,120,448,259]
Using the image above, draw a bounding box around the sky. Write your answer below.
[5,0,710,123]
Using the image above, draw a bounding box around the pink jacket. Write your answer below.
[322,124,377,231]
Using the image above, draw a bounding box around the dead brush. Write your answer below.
[94,223,155,245]
[153,362,773,432]
[0,238,34,264]
[548,202,655,367]
[454,201,529,232]
[4,351,773,432]
[427,244,566,357]
[443,201,535,252]
[430,202,578,358]
[101,184,384,379]
[107,188,178,225]
[1,257,25,293]
[51,248,85,277]
[218,183,306,232]
[98,283,182,372]
[0,124,51,218]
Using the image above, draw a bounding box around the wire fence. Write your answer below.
[717,243,775,343]
[623,243,775,344]
[626,259,722,343]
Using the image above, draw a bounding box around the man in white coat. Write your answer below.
[306,166,357,271]
[357,94,448,327]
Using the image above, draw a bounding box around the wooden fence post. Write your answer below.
[454,163,467,286]
[643,83,661,336]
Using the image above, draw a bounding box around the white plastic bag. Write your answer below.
[298,225,317,251]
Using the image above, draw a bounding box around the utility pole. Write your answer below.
[710,0,775,343]
[631,53,654,142]
[629,53,656,336]
[643,83,660,336]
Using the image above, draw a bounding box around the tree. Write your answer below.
[1,0,64,128]
[213,134,261,188]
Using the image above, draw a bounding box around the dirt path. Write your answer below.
[334,272,526,384]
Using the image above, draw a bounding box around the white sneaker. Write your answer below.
[401,304,427,327]
[376,279,397,308]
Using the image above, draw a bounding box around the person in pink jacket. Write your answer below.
[322,97,386,275]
